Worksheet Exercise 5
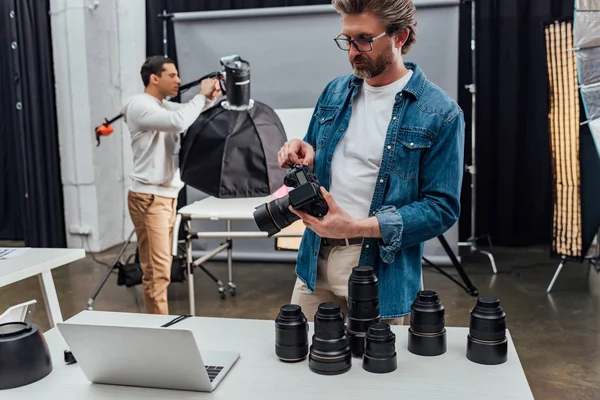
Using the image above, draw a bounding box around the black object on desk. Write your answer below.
[161,315,193,328]
[0,322,53,389]
[64,349,77,365]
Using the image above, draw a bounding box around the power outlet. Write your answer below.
[69,225,93,236]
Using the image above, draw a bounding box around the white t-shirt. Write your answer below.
[329,70,413,219]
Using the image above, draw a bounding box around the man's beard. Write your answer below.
[350,46,394,79]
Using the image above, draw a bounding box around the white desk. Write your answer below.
[2,310,534,399]
[173,196,303,314]
[0,248,85,328]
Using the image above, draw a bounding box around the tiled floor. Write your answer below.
[1,242,599,399]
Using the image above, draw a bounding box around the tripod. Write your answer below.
[423,235,479,297]
[87,229,136,310]
[458,0,497,274]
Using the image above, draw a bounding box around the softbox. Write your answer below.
[179,98,287,198]
[544,18,600,261]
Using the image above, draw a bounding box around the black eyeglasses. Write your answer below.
[334,31,387,52]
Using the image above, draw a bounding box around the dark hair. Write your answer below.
[331,0,417,54]
[140,56,176,87]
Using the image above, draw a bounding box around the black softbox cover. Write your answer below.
[179,99,288,198]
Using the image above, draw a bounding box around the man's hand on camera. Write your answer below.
[199,78,221,100]
[278,139,315,168]
[289,187,353,238]
[290,187,382,239]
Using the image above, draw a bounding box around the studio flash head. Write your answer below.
[362,322,397,374]
[346,266,380,357]
[219,55,252,110]
[407,290,447,357]
[274,304,309,363]
[466,297,508,365]
[308,302,352,375]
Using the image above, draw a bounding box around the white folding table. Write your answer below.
[0,248,85,328]
[1,310,535,399]
[173,196,304,315]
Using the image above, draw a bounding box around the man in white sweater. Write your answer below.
[122,56,220,314]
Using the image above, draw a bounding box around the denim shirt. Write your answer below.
[295,62,465,318]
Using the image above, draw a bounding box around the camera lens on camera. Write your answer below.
[308,302,352,375]
[407,290,447,357]
[346,266,380,357]
[362,322,397,374]
[253,196,299,237]
[466,297,508,365]
[274,304,309,362]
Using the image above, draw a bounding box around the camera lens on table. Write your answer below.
[362,323,397,374]
[407,290,447,357]
[309,302,352,375]
[346,266,380,357]
[274,304,309,362]
[466,297,508,365]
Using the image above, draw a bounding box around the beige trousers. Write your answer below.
[127,191,177,315]
[291,244,407,325]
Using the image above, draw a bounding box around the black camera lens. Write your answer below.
[407,290,447,357]
[346,266,380,357]
[253,196,299,237]
[466,297,508,365]
[308,302,352,375]
[275,304,309,363]
[362,323,397,374]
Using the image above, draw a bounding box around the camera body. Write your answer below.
[253,164,328,237]
[284,165,328,219]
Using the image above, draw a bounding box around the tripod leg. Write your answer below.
[226,220,236,296]
[87,263,117,311]
[423,256,470,293]
[87,229,136,310]
[186,221,196,315]
[478,249,498,274]
[437,235,479,297]
[546,258,566,294]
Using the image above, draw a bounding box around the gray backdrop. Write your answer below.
[171,1,461,264]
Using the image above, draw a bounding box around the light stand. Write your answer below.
[423,235,479,297]
[458,0,497,274]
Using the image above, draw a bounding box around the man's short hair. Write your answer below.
[140,56,176,87]
[331,0,417,54]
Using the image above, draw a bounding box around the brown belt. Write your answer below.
[321,237,363,247]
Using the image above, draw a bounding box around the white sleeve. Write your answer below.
[165,97,216,112]
[129,94,207,134]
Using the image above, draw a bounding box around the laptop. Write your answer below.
[57,322,240,392]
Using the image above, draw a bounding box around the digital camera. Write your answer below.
[253,164,328,237]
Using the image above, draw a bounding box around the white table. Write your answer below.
[0,248,85,328]
[2,310,535,399]
[173,196,303,315]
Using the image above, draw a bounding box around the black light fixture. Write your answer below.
[0,322,53,389]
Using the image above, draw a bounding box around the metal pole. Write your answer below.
[458,0,497,274]
[470,0,476,239]
[162,9,168,57]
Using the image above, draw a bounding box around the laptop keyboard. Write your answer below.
[205,365,224,382]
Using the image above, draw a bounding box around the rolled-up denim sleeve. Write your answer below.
[374,206,404,264]
[374,109,465,264]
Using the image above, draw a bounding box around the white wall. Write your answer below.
[50,0,145,252]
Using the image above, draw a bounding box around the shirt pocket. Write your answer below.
[390,128,433,180]
[313,107,338,149]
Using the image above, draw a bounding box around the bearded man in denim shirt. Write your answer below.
[278,0,464,325]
